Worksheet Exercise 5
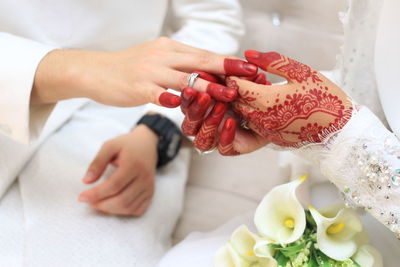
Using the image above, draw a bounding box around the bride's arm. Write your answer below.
[184,50,400,236]
[296,105,400,237]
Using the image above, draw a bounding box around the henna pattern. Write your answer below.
[194,102,227,151]
[230,51,354,147]
[218,118,240,155]
[181,92,212,136]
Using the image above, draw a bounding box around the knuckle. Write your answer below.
[109,180,123,193]
[197,54,213,66]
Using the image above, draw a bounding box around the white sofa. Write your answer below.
[172,0,346,243]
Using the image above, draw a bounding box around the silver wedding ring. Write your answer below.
[240,120,250,130]
[187,73,200,88]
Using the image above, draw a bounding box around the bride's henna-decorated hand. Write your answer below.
[229,50,353,147]
[180,71,270,154]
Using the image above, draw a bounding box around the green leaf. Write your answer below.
[314,250,331,267]
[275,251,290,266]
[305,210,317,228]
[275,243,306,258]
[352,259,362,267]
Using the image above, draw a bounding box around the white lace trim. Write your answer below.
[296,106,400,237]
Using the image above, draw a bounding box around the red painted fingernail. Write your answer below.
[159,92,181,108]
[245,50,261,59]
[197,92,211,106]
[194,71,219,83]
[224,59,258,76]
[244,63,258,74]
[222,87,238,101]
[225,118,235,131]
[245,51,282,71]
[212,102,227,117]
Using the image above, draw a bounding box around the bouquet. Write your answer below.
[214,175,383,267]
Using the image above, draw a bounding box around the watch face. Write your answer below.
[167,133,181,158]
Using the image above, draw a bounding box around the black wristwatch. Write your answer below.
[136,114,182,168]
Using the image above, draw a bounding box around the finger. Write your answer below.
[91,179,148,215]
[130,190,152,216]
[132,197,152,217]
[163,70,238,102]
[159,91,181,108]
[172,54,258,77]
[79,166,135,203]
[226,76,291,110]
[254,73,271,85]
[181,87,198,114]
[236,72,270,85]
[83,142,120,184]
[245,50,315,84]
[218,118,239,156]
[218,118,269,156]
[194,71,221,83]
[194,102,227,151]
[181,92,212,136]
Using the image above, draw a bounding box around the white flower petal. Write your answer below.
[310,206,363,261]
[253,238,275,258]
[214,245,235,267]
[254,176,307,244]
[229,225,258,261]
[352,245,383,267]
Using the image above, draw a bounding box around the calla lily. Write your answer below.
[309,204,363,261]
[352,245,383,267]
[214,225,277,267]
[254,175,307,245]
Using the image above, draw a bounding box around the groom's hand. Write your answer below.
[78,125,158,216]
[31,37,258,108]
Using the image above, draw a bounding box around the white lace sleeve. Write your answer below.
[296,106,400,238]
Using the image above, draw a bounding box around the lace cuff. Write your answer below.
[296,106,400,237]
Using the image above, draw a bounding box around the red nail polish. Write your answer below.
[245,51,281,71]
[224,59,258,76]
[211,102,227,117]
[159,92,181,108]
[225,118,235,131]
[244,63,258,74]
[222,87,238,101]
[245,50,261,59]
[196,92,211,106]
[194,71,219,83]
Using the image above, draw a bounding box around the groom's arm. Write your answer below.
[0,33,57,143]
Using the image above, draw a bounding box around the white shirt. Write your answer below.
[0,0,244,143]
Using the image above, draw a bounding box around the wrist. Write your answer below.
[131,124,159,147]
[32,49,110,104]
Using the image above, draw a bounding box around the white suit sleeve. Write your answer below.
[0,33,56,143]
[296,106,400,238]
[143,0,244,126]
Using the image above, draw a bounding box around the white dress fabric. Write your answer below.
[159,0,400,266]
[0,0,244,266]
